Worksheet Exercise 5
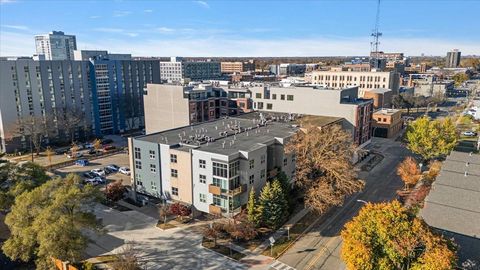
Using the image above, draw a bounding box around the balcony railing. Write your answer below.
[209,204,222,215]
[208,184,221,195]
[226,184,247,196]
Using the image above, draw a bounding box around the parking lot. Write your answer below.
[54,152,131,186]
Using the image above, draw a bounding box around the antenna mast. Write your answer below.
[370,0,382,67]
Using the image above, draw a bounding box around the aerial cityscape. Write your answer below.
[0,0,479,270]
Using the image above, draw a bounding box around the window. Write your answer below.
[135,174,142,186]
[171,169,178,178]
[170,154,177,163]
[149,150,155,159]
[229,160,239,178]
[255,93,262,99]
[151,181,157,190]
[172,187,178,196]
[199,159,206,168]
[135,160,142,169]
[199,193,206,203]
[260,169,266,179]
[267,103,273,110]
[281,94,285,100]
[249,159,255,169]
[283,157,288,167]
[257,102,264,109]
[213,162,228,178]
[199,174,206,184]
[150,164,156,173]
[287,95,294,101]
[134,147,141,159]
[249,175,254,185]
[260,155,266,164]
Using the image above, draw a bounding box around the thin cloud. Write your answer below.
[89,15,101,19]
[126,33,139,37]
[194,1,209,9]
[144,9,153,13]
[113,11,131,17]
[0,0,17,4]
[2,24,29,31]
[157,27,175,33]
[94,27,125,33]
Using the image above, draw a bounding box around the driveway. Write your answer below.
[86,204,246,270]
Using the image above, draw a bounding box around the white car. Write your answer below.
[119,167,130,175]
[67,152,83,159]
[84,176,105,186]
[462,131,478,137]
[91,168,106,177]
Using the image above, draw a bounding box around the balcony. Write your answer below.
[227,184,247,196]
[209,204,222,215]
[208,184,221,195]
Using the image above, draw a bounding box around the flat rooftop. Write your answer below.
[373,108,400,115]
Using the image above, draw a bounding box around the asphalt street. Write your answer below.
[278,137,412,270]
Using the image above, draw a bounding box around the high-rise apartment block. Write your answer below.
[143,83,253,134]
[128,112,298,216]
[0,58,92,153]
[160,57,221,82]
[35,31,77,60]
[310,69,400,97]
[446,49,461,68]
[0,51,160,153]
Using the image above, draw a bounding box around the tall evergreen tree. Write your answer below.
[257,180,289,229]
[247,187,257,224]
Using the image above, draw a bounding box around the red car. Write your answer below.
[103,145,116,151]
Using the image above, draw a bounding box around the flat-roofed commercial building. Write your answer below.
[143,83,253,134]
[363,88,393,109]
[129,112,300,216]
[310,70,400,97]
[249,85,373,146]
[371,109,403,138]
[160,57,221,82]
[221,60,255,74]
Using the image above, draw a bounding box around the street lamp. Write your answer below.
[286,225,291,240]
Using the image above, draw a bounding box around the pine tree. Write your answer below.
[247,187,257,224]
[257,180,289,229]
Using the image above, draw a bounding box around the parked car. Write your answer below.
[87,149,99,155]
[91,168,106,177]
[462,131,478,137]
[84,143,94,149]
[83,172,96,178]
[103,145,116,151]
[55,148,68,155]
[84,176,105,186]
[119,167,130,175]
[104,167,114,174]
[67,152,83,159]
[101,139,113,145]
[75,159,89,166]
[106,164,120,172]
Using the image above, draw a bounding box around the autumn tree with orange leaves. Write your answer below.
[397,157,422,190]
[341,201,456,270]
[285,124,364,213]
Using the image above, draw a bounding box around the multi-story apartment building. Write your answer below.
[220,60,255,74]
[143,83,253,134]
[159,57,221,82]
[269,63,306,76]
[310,69,400,97]
[128,112,298,216]
[446,49,461,68]
[0,57,92,153]
[35,31,77,60]
[249,85,373,146]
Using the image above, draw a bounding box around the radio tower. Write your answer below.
[370,0,382,68]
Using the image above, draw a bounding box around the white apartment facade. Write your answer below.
[310,70,400,97]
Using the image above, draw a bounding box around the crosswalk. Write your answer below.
[269,260,296,270]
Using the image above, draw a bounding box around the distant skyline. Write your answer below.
[1,0,479,57]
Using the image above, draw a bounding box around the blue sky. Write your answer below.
[1,0,479,56]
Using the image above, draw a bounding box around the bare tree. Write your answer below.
[111,243,143,270]
[56,107,85,144]
[11,115,54,161]
[285,124,365,213]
